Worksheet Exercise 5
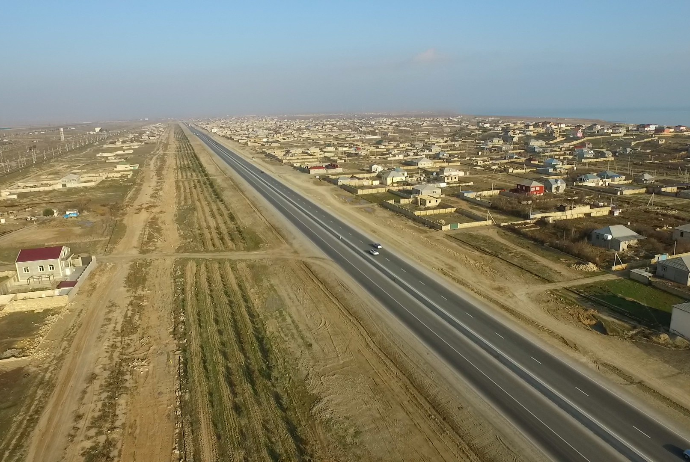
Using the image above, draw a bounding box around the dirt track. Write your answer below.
[213,134,690,436]
[13,123,546,462]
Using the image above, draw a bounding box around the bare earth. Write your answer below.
[11,123,546,462]
[210,133,690,436]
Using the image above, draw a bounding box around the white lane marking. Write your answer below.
[531,356,542,365]
[441,295,448,300]
[196,132,651,462]
[420,281,425,285]
[270,206,593,462]
[633,426,651,439]
[385,257,390,261]
[400,268,406,272]
[495,332,504,339]
[576,387,589,397]
[466,312,474,318]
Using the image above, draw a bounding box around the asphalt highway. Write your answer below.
[188,125,690,462]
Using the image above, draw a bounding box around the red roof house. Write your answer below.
[15,246,71,282]
[16,246,66,263]
[515,179,545,196]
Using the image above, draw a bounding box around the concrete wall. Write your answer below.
[630,269,653,285]
[1,295,69,314]
[671,306,690,340]
[533,205,612,221]
[67,257,97,300]
[15,289,61,299]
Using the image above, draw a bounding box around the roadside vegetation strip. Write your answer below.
[174,259,324,461]
[572,279,681,329]
[446,233,561,282]
[173,126,256,252]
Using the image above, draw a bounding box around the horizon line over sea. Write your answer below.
[473,107,690,127]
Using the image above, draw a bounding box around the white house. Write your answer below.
[15,246,72,283]
[412,184,442,197]
[381,169,408,185]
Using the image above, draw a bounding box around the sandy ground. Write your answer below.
[7,122,548,462]
[209,134,690,437]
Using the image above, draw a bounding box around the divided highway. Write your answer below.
[188,125,690,462]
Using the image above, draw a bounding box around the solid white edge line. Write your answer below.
[193,127,656,461]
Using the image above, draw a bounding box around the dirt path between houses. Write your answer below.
[209,133,690,436]
[21,126,179,462]
[18,122,546,462]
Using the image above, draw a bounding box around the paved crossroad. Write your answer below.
[189,125,690,462]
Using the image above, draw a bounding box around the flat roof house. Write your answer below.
[15,246,72,283]
[590,225,644,252]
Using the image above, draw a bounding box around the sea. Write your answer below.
[475,107,690,127]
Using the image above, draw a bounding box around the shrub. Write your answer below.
[42,208,54,217]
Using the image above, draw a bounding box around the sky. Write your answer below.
[1,0,690,125]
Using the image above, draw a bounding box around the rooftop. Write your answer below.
[16,246,65,263]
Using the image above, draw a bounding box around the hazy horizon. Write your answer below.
[2,0,689,127]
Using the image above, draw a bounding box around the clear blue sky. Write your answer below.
[2,0,690,125]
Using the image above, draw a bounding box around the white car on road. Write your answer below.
[368,249,380,256]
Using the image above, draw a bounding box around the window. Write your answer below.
[23,267,29,273]
[38,265,44,272]
[48,264,55,271]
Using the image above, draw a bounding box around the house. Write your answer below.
[307,165,326,175]
[543,178,566,193]
[637,124,657,132]
[673,224,690,242]
[515,179,544,196]
[575,148,595,161]
[594,150,613,159]
[381,168,408,185]
[656,256,690,286]
[671,303,690,340]
[15,246,72,282]
[439,167,466,183]
[115,163,139,171]
[575,173,602,186]
[59,174,80,187]
[544,158,562,168]
[370,164,384,173]
[415,195,441,208]
[638,173,655,184]
[590,225,644,251]
[597,171,625,183]
[405,157,434,168]
[528,139,547,147]
[412,184,442,197]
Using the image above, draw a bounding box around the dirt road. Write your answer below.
[210,134,690,435]
[17,122,547,462]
